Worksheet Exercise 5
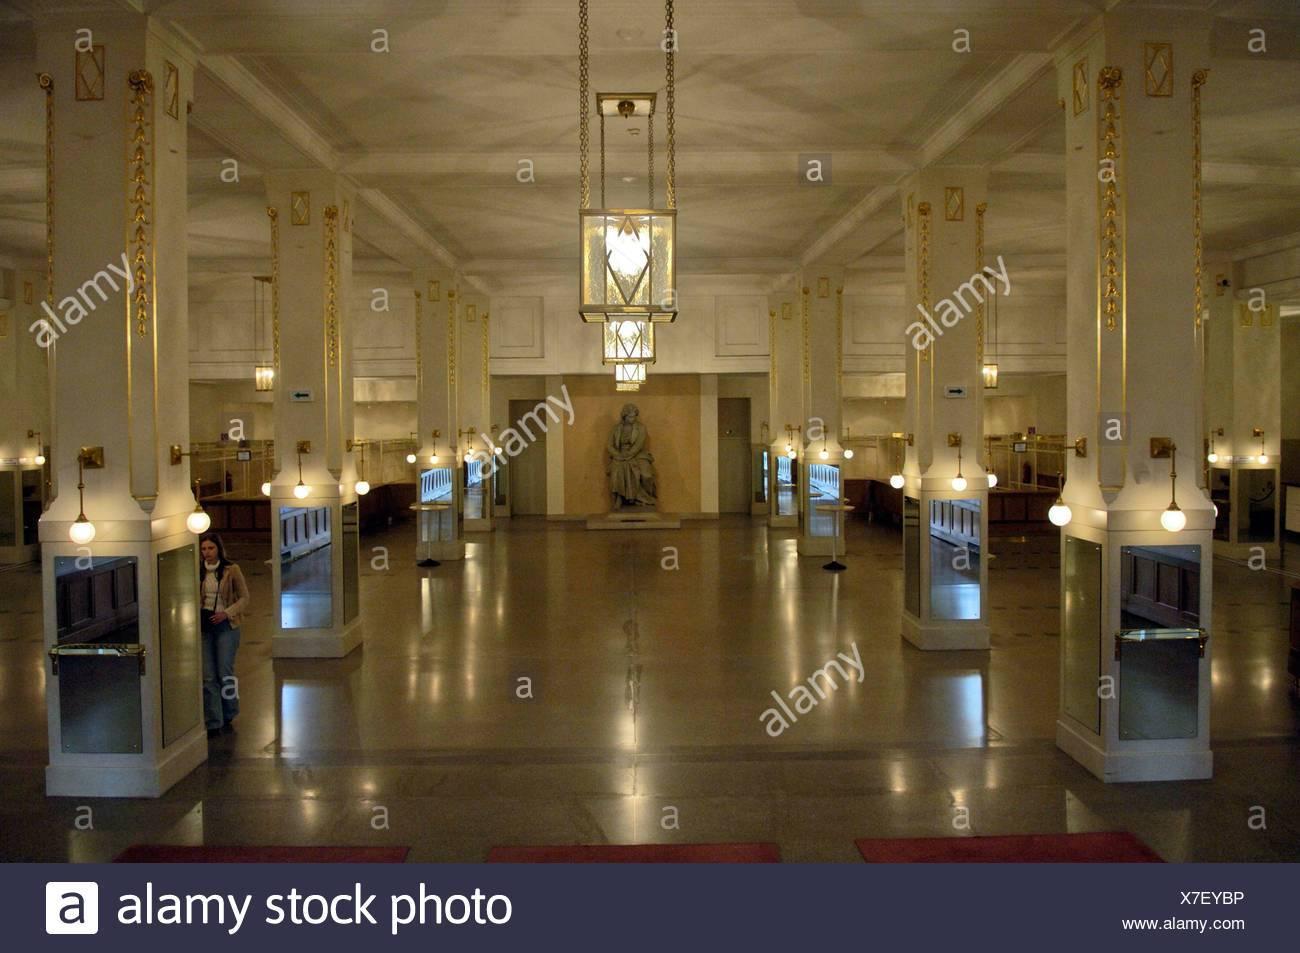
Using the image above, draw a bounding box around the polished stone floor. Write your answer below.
[1,517,1297,862]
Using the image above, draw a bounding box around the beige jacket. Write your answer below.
[204,563,250,628]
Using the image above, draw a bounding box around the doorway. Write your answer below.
[508,398,549,515]
[717,398,751,513]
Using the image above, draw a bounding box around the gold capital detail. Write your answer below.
[324,206,339,367]
[1097,67,1124,332]
[126,70,154,337]
[447,289,457,388]
[414,289,423,392]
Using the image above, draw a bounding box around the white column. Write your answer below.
[1054,13,1213,782]
[36,14,204,796]
[797,267,846,557]
[457,291,493,532]
[900,168,990,650]
[767,283,800,527]
[0,268,49,564]
[413,268,464,560]
[265,173,360,657]
[1203,286,1281,560]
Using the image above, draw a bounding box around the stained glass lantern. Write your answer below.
[602,319,655,365]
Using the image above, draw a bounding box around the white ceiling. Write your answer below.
[0,0,1298,290]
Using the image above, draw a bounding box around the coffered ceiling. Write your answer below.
[0,0,1298,292]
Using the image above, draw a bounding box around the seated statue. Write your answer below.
[606,403,658,508]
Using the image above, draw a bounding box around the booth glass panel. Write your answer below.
[774,455,797,517]
[1208,468,1230,541]
[342,502,360,625]
[157,544,201,747]
[904,496,921,617]
[0,471,14,546]
[1062,535,1102,733]
[807,463,841,537]
[1236,468,1276,543]
[52,555,142,753]
[279,505,333,629]
[1117,545,1202,740]
[929,499,981,621]
[419,466,456,542]
[754,447,769,504]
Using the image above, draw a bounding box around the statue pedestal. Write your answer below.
[586,511,682,530]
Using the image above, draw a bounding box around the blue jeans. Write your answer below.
[201,619,240,729]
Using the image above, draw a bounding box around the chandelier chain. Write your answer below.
[648,103,655,207]
[665,0,676,208]
[578,0,590,209]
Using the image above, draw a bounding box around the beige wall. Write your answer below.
[562,374,702,515]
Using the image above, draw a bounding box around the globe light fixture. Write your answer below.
[28,429,46,466]
[69,515,96,545]
[889,473,905,490]
[406,452,417,464]
[987,469,998,489]
[292,443,310,499]
[819,448,829,461]
[1048,470,1072,527]
[949,433,967,491]
[261,481,272,497]
[186,478,211,535]
[1155,440,1186,533]
[349,440,372,497]
[68,447,102,544]
[1254,427,1268,464]
[842,427,854,459]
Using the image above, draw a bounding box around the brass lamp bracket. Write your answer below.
[296,440,312,454]
[168,444,189,466]
[1150,437,1175,459]
[79,446,104,469]
[947,432,962,447]
[1252,427,1264,438]
[1073,437,1088,457]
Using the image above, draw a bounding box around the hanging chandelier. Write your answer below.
[577,0,677,392]
[982,264,999,389]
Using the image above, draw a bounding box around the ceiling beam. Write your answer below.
[194,52,470,282]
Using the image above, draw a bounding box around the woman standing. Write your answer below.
[198,533,249,738]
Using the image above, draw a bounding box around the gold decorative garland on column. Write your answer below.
[975,201,987,364]
[481,310,490,421]
[127,70,154,337]
[447,289,457,388]
[38,73,54,306]
[917,202,932,361]
[1191,69,1207,330]
[323,206,339,367]
[1097,67,1125,333]
[800,286,810,387]
[413,289,423,392]
[267,207,280,371]
[835,286,844,389]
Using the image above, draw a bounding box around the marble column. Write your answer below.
[900,168,991,650]
[767,282,800,528]
[0,268,49,565]
[413,268,464,561]
[1203,287,1281,561]
[1054,14,1213,781]
[797,267,846,557]
[35,15,204,795]
[264,173,360,658]
[457,291,493,532]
